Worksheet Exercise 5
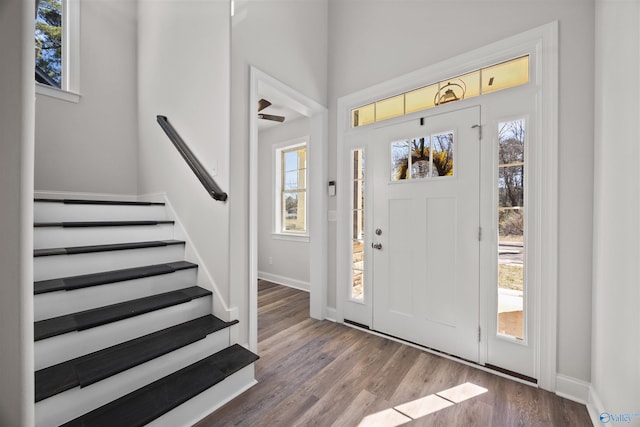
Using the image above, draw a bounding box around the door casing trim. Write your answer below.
[335,21,558,391]
[249,67,329,353]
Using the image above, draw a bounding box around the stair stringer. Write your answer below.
[143,193,237,324]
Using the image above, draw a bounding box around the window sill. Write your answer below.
[36,83,81,103]
[272,233,310,243]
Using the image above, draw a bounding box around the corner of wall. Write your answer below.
[587,385,605,426]
[555,374,590,405]
[0,1,35,425]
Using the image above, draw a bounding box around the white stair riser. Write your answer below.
[147,364,256,427]
[34,224,175,249]
[34,203,168,222]
[35,330,231,427]
[35,296,212,370]
[34,245,185,281]
[34,269,198,321]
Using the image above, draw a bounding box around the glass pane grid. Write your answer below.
[279,145,307,234]
[391,133,454,181]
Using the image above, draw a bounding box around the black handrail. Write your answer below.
[156,115,228,202]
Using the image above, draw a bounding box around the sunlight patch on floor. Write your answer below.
[436,382,488,403]
[358,408,412,427]
[394,393,453,419]
[358,382,488,426]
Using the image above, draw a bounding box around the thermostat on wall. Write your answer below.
[328,181,336,197]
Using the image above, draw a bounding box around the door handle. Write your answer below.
[372,243,383,250]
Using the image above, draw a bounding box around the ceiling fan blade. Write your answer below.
[258,98,272,112]
[258,113,285,123]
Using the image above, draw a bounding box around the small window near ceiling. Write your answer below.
[35,0,79,96]
[35,0,63,88]
[275,142,308,235]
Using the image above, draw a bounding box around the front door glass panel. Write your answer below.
[390,132,454,181]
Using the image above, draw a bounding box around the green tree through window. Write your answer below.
[35,0,63,88]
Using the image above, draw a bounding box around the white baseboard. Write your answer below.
[34,190,140,202]
[258,271,310,292]
[325,307,337,322]
[587,386,605,427]
[556,374,590,404]
[136,192,169,203]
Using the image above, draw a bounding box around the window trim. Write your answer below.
[273,138,309,238]
[35,0,80,102]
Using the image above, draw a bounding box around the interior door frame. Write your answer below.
[336,22,558,391]
[248,67,329,353]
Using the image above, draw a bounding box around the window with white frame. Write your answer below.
[274,141,308,235]
[35,0,79,98]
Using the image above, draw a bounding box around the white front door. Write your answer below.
[370,106,481,362]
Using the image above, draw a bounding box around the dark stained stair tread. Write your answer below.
[35,199,165,206]
[35,315,238,402]
[34,240,184,257]
[34,287,211,341]
[34,261,197,294]
[34,220,175,227]
[60,345,259,427]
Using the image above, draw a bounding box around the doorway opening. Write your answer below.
[248,67,328,353]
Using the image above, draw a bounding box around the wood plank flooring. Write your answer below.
[195,281,592,427]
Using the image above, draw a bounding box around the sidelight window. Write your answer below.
[351,149,365,301]
[496,119,526,340]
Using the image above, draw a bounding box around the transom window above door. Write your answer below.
[351,56,529,128]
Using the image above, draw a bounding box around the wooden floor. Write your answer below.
[195,281,592,427]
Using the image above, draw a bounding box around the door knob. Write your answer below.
[372,243,383,250]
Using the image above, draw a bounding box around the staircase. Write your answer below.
[33,198,258,427]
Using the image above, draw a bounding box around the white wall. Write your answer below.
[258,117,311,289]
[137,1,232,310]
[35,0,139,196]
[591,0,640,415]
[327,0,595,384]
[230,0,328,344]
[0,0,35,425]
